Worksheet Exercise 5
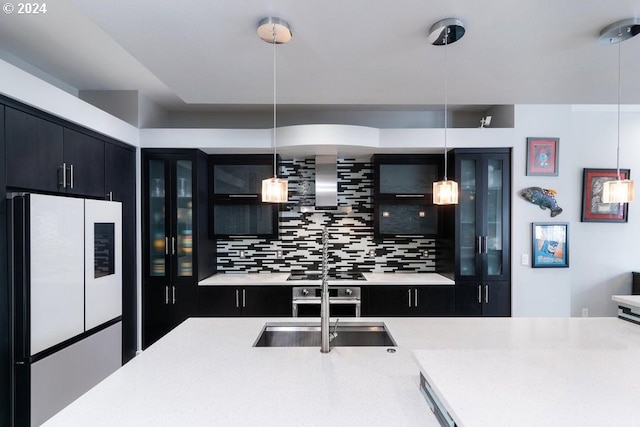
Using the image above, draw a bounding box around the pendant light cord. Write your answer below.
[616,28,621,180]
[443,29,449,181]
[272,24,278,179]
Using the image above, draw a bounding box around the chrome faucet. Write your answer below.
[320,227,336,353]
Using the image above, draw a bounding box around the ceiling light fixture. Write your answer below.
[429,18,465,205]
[598,18,639,204]
[257,17,292,203]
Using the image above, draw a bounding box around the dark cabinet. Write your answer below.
[372,154,443,239]
[5,107,105,197]
[198,286,292,317]
[143,282,197,348]
[209,155,279,239]
[105,143,137,362]
[453,149,511,316]
[363,286,455,316]
[142,149,216,348]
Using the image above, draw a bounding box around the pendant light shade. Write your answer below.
[430,18,465,206]
[258,17,292,203]
[599,18,638,204]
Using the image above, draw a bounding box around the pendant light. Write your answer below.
[598,18,639,204]
[257,17,292,203]
[429,18,465,205]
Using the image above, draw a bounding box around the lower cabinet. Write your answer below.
[198,286,292,317]
[363,286,455,316]
[455,281,510,316]
[142,282,197,349]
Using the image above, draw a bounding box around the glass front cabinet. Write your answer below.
[142,149,215,348]
[453,148,511,316]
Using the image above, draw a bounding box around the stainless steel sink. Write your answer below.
[253,322,397,347]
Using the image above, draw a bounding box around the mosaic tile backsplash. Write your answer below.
[216,158,445,274]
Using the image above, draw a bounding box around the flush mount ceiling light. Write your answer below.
[598,18,639,204]
[258,17,292,203]
[430,18,465,205]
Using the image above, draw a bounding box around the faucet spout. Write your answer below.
[320,227,331,353]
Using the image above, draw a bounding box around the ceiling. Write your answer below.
[0,0,639,114]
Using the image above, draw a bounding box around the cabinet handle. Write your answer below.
[229,235,258,239]
[484,285,489,304]
[395,235,424,238]
[235,289,240,308]
[242,289,246,308]
[172,286,176,304]
[171,237,176,255]
[69,164,74,189]
[107,191,113,201]
[395,194,423,198]
[229,194,258,198]
[165,237,169,255]
[483,236,488,254]
[408,289,412,307]
[414,288,418,307]
[59,162,67,188]
[477,236,482,254]
[165,286,169,304]
[477,285,482,303]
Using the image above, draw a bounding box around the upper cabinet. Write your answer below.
[143,149,216,283]
[452,148,511,316]
[209,155,279,239]
[372,154,444,239]
[5,107,105,198]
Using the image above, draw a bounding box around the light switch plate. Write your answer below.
[521,254,529,266]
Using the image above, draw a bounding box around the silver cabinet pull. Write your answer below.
[69,164,74,189]
[165,286,169,304]
[59,162,67,188]
[107,191,113,201]
[229,194,258,198]
[165,237,169,255]
[483,236,488,254]
[395,194,423,198]
[477,285,482,303]
[172,286,176,304]
[414,288,418,307]
[242,289,246,308]
[477,236,482,254]
[484,284,489,304]
[171,237,176,255]
[408,289,412,307]
[235,289,240,308]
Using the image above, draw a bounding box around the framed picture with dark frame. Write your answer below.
[526,137,559,176]
[581,168,630,223]
[532,222,569,268]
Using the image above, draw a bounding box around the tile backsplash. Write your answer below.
[215,158,443,273]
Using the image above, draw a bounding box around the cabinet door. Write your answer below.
[198,287,241,316]
[414,286,455,316]
[5,107,63,192]
[174,160,195,280]
[483,281,511,316]
[455,283,483,316]
[142,283,173,349]
[242,286,292,316]
[212,163,272,195]
[375,203,438,237]
[212,202,278,238]
[377,162,439,195]
[457,157,482,279]
[146,158,170,281]
[62,128,105,198]
[483,157,509,281]
[363,286,412,316]
[170,283,198,326]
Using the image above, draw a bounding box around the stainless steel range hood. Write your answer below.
[300,155,352,214]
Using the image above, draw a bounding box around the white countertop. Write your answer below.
[42,317,640,427]
[198,272,454,286]
[612,294,640,309]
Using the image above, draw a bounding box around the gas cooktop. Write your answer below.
[287,272,366,281]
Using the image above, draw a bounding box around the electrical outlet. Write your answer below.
[368,249,375,257]
[276,250,283,259]
[582,308,589,317]
[422,250,430,258]
[239,250,246,259]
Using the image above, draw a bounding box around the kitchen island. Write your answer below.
[42,317,640,426]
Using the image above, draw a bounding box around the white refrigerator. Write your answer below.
[9,193,123,427]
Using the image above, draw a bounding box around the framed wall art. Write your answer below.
[532,222,569,268]
[526,137,559,176]
[581,168,630,223]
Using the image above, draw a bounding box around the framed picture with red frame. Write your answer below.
[526,137,559,176]
[581,168,630,222]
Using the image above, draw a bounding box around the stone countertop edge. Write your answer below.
[197,272,455,286]
[612,294,640,308]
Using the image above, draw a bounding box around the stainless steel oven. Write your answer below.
[288,272,364,317]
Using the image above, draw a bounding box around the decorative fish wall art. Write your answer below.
[520,187,563,217]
